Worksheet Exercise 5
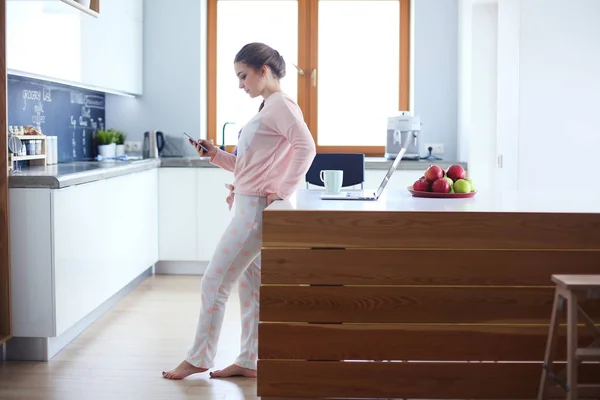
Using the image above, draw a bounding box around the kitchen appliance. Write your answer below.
[143,130,165,159]
[160,134,185,157]
[385,112,421,160]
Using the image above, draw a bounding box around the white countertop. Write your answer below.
[267,188,600,214]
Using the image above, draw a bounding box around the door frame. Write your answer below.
[0,0,12,346]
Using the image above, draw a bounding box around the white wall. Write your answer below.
[495,0,520,190]
[459,0,502,190]
[413,0,459,160]
[105,0,205,157]
[105,0,461,160]
[468,2,498,191]
[457,0,472,164]
[517,0,600,191]
[460,0,600,192]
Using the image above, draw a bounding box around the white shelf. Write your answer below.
[11,155,46,162]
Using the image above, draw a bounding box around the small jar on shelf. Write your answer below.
[27,140,36,155]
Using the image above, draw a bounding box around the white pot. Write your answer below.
[98,143,116,158]
[116,144,125,156]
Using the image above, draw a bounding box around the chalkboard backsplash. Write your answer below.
[8,74,106,163]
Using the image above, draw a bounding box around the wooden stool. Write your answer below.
[538,275,600,400]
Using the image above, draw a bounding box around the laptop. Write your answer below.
[320,146,407,201]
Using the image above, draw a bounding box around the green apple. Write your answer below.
[454,179,472,194]
[465,177,476,192]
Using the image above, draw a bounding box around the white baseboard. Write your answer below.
[5,267,153,361]
[154,261,208,275]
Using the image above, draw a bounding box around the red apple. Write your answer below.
[446,164,466,182]
[413,178,430,192]
[424,165,444,182]
[432,178,451,193]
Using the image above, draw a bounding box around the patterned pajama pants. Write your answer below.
[185,194,266,370]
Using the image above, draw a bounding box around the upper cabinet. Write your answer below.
[80,0,143,95]
[6,0,143,96]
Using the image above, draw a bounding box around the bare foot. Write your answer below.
[209,363,257,378]
[162,360,208,380]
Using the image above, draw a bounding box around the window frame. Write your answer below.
[207,0,411,156]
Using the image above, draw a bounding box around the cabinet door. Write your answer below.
[195,168,235,261]
[80,0,143,94]
[7,1,83,82]
[158,168,198,261]
[52,169,158,336]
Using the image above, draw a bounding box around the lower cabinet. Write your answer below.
[158,167,234,262]
[10,169,159,339]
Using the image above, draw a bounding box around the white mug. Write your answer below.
[320,170,343,194]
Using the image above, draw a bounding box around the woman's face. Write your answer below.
[234,62,266,98]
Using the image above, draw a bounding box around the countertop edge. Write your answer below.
[159,157,468,171]
[9,159,161,189]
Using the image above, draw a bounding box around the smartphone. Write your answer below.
[183,132,209,152]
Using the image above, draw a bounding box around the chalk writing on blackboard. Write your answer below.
[8,74,106,162]
[85,95,105,109]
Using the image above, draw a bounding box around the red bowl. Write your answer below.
[407,186,477,198]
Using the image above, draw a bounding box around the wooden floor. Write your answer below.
[0,275,259,400]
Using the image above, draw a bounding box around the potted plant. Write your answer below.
[114,130,127,156]
[96,129,116,158]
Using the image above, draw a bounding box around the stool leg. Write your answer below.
[566,290,578,400]
[538,288,562,400]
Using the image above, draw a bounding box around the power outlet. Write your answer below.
[425,143,444,155]
[124,141,142,152]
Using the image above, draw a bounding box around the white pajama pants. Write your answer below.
[185,194,266,370]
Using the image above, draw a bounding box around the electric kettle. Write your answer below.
[143,130,165,158]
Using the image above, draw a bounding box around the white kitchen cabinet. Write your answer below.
[52,169,158,335]
[9,169,158,342]
[80,0,143,95]
[158,167,234,263]
[158,168,197,261]
[195,169,235,261]
[7,0,143,95]
[7,1,83,84]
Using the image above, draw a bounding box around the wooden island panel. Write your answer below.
[262,210,600,250]
[258,208,600,399]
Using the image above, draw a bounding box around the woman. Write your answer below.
[163,42,316,380]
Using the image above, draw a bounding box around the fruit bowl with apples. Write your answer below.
[407,164,476,198]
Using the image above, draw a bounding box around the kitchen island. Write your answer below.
[258,188,600,399]
[6,159,159,361]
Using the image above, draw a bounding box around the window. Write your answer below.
[208,0,410,156]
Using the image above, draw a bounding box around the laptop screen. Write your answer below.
[375,147,407,198]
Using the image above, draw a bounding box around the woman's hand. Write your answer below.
[225,184,235,211]
[189,138,217,158]
[267,193,282,206]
